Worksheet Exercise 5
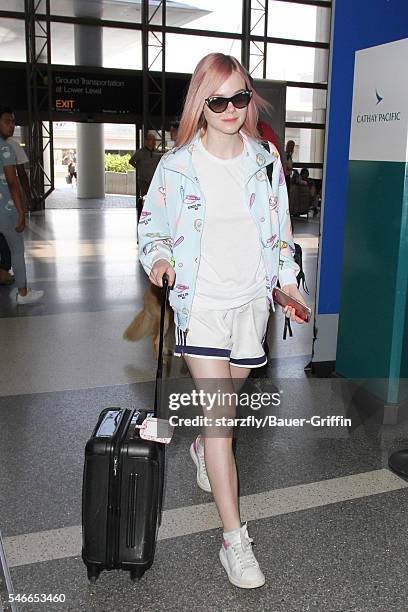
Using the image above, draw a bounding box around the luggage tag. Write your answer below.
[139,414,174,445]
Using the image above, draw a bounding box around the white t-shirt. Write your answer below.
[7,137,28,165]
[192,138,266,310]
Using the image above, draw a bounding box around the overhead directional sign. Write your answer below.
[52,71,141,115]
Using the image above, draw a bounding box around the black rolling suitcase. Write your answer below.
[82,275,169,583]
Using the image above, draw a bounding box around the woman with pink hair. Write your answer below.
[139,53,307,589]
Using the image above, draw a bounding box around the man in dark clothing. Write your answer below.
[130,133,161,198]
[130,132,162,222]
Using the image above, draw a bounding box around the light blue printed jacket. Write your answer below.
[138,132,299,335]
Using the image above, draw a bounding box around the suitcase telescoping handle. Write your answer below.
[154,273,169,419]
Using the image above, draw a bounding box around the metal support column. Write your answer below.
[241,0,251,70]
[142,0,167,152]
[249,0,268,78]
[24,0,54,212]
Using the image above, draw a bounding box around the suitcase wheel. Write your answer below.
[130,568,145,582]
[87,564,101,583]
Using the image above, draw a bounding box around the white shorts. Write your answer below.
[174,296,270,368]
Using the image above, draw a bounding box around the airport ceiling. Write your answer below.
[3,0,209,25]
[1,1,211,66]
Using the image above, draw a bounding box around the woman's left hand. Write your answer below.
[15,213,25,233]
[281,284,309,324]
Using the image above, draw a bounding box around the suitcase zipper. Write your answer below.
[106,410,134,570]
[111,454,120,567]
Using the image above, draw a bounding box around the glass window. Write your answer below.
[268,2,331,44]
[286,87,327,122]
[51,22,75,65]
[103,28,142,70]
[167,0,242,34]
[0,18,26,62]
[4,0,24,10]
[50,0,242,30]
[50,0,141,23]
[284,126,325,166]
[104,123,136,154]
[166,34,241,74]
[50,23,142,70]
[266,43,328,83]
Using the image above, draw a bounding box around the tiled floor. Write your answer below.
[45,184,136,209]
[1,193,407,612]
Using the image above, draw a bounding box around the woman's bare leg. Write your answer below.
[184,356,244,532]
[229,364,251,393]
[184,356,265,588]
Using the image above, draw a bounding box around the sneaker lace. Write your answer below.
[195,438,207,471]
[197,448,207,474]
[231,525,257,569]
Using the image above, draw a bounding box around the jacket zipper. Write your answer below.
[182,175,207,344]
[247,163,277,309]
[181,172,207,344]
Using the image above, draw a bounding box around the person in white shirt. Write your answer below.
[6,117,34,212]
[142,53,308,590]
[0,106,44,303]
[0,107,34,285]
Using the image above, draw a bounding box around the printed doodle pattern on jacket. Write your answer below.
[138,133,299,332]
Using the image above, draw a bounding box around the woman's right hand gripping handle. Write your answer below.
[150,259,175,288]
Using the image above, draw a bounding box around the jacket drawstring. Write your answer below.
[177,327,188,354]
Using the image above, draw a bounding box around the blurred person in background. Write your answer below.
[169,121,179,148]
[0,105,43,304]
[1,107,34,212]
[130,132,162,222]
[130,132,161,198]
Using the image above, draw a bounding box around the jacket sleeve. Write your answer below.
[138,158,173,276]
[271,152,300,287]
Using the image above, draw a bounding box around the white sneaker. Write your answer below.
[219,523,265,589]
[16,288,44,305]
[189,435,211,493]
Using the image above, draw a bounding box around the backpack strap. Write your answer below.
[283,318,293,340]
[296,270,310,295]
[261,140,274,184]
[263,143,306,341]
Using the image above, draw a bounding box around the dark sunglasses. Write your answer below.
[204,89,253,114]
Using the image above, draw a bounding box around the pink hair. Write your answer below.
[176,53,269,147]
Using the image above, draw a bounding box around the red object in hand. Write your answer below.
[272,287,311,322]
